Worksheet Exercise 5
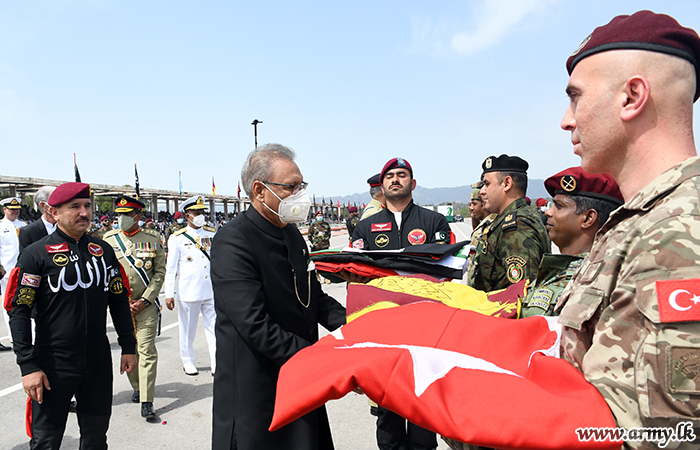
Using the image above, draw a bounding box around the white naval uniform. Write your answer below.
[1,217,27,339]
[164,225,217,371]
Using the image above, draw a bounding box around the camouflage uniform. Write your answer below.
[164,222,185,253]
[556,156,700,448]
[346,216,359,241]
[466,197,550,292]
[308,220,331,252]
[465,213,496,282]
[520,253,584,318]
[90,226,111,241]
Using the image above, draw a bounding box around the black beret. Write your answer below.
[481,154,529,174]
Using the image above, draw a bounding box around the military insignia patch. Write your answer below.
[374,234,389,248]
[17,287,36,307]
[656,279,700,322]
[119,198,128,206]
[485,157,492,169]
[668,346,700,394]
[53,253,69,267]
[435,231,448,242]
[371,223,392,233]
[407,229,426,245]
[529,288,554,311]
[560,175,577,192]
[88,243,103,257]
[352,239,364,249]
[196,196,204,206]
[505,255,526,283]
[109,277,125,295]
[502,213,517,231]
[45,243,69,253]
[21,273,41,288]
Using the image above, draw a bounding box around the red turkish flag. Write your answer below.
[656,278,700,322]
[271,302,620,449]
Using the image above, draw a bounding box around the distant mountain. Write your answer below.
[333,179,549,206]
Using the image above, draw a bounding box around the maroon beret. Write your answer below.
[545,167,624,205]
[535,198,547,207]
[100,215,109,221]
[380,157,413,182]
[173,211,183,219]
[567,10,700,101]
[349,206,358,212]
[48,182,91,207]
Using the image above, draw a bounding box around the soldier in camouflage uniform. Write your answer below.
[520,167,623,317]
[556,11,700,448]
[466,155,550,292]
[308,210,331,251]
[90,215,112,240]
[346,206,359,241]
[164,211,186,254]
[104,195,166,421]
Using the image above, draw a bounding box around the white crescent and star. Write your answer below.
[668,289,700,311]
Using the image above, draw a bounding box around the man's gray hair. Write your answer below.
[369,186,382,199]
[241,143,296,197]
[34,186,56,209]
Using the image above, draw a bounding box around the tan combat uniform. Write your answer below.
[557,156,700,449]
[104,227,166,403]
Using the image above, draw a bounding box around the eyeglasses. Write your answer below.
[262,181,308,194]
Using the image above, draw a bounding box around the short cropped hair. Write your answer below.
[241,144,296,197]
[571,195,620,229]
[34,186,56,209]
[496,171,528,195]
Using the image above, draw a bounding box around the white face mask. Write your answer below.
[191,214,206,228]
[261,183,311,224]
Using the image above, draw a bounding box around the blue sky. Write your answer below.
[2,0,699,199]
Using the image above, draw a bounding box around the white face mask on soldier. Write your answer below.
[260,182,311,224]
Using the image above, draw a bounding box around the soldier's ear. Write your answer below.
[501,175,513,192]
[580,208,598,229]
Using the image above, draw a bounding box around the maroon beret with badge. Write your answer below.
[48,182,91,207]
[380,158,413,182]
[545,167,624,205]
[567,10,700,101]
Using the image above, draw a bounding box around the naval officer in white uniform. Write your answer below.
[0,197,26,350]
[164,195,217,376]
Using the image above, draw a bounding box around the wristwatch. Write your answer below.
[142,299,152,307]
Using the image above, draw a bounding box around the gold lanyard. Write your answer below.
[292,267,311,308]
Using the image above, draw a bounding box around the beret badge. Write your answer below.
[560,175,578,192]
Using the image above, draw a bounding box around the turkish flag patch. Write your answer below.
[371,223,392,233]
[656,278,700,322]
[45,242,69,253]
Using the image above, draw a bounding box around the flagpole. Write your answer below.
[251,119,263,148]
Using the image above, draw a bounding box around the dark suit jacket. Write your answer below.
[19,219,48,252]
[211,206,346,450]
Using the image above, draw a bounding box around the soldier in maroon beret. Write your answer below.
[560,11,700,445]
[7,182,136,448]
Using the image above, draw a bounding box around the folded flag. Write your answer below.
[346,275,523,321]
[271,302,620,450]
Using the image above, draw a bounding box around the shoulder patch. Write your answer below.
[174,228,187,236]
[505,255,527,283]
[142,228,161,239]
[502,212,517,231]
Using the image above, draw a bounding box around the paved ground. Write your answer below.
[0,224,471,449]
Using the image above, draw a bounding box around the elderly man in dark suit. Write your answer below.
[19,186,56,252]
[211,143,346,450]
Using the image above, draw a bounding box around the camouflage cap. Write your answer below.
[470,189,482,201]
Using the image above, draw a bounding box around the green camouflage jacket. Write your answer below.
[346,216,359,241]
[465,213,496,283]
[557,156,700,447]
[164,222,185,252]
[520,253,584,318]
[467,197,550,292]
[308,221,331,251]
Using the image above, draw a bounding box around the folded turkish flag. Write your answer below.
[271,302,620,450]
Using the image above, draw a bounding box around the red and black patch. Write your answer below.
[407,229,427,245]
[88,243,103,257]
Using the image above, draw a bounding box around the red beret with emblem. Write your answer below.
[48,182,91,207]
[380,158,413,182]
[567,10,700,101]
[545,167,624,205]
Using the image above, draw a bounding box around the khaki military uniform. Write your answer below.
[104,227,166,403]
[467,198,550,292]
[556,156,700,448]
[360,198,384,221]
[520,253,584,318]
